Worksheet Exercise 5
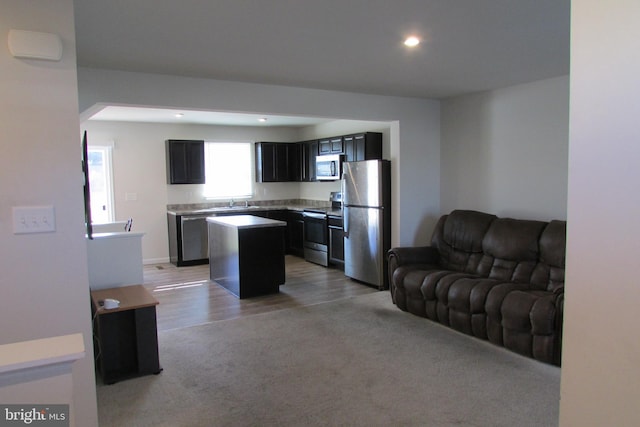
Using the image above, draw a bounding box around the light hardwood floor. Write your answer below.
[143,255,380,331]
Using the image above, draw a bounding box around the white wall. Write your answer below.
[560,1,640,425]
[81,120,302,263]
[441,76,569,221]
[0,1,98,425]
[77,68,441,247]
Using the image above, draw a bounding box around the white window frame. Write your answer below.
[203,141,254,200]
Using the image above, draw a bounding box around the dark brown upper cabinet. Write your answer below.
[166,140,205,184]
[301,140,319,182]
[255,142,300,182]
[318,136,344,155]
[343,132,382,162]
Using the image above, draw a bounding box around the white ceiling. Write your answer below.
[75,0,570,126]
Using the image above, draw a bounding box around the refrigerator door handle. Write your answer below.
[343,208,349,238]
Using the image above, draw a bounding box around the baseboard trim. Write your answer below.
[143,257,170,265]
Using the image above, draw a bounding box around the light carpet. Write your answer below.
[97,291,560,426]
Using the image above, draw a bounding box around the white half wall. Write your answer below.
[0,1,98,425]
[441,76,569,221]
[77,68,441,247]
[560,1,640,426]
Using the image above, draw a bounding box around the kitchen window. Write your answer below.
[203,142,253,199]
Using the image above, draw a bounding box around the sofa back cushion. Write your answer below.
[431,210,496,275]
[480,218,547,283]
[530,220,566,291]
[431,210,566,288]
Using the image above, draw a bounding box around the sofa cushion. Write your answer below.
[447,277,501,338]
[431,210,496,275]
[500,289,563,364]
[530,220,566,291]
[481,218,547,283]
[484,282,533,343]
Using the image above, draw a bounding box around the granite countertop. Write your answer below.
[167,200,342,217]
[206,214,287,229]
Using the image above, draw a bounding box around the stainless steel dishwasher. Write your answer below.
[180,215,209,262]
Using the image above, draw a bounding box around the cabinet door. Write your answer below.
[167,213,179,265]
[287,211,304,257]
[255,142,274,182]
[256,142,300,182]
[318,138,332,154]
[255,142,284,182]
[353,134,367,161]
[286,143,302,182]
[343,135,355,162]
[330,137,344,153]
[301,140,318,182]
[319,137,344,154]
[359,133,382,161]
[166,140,205,184]
[274,143,289,181]
[344,133,382,162]
[328,216,344,266]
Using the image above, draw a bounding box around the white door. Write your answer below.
[87,146,114,224]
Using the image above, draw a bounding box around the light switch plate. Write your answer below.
[12,205,56,234]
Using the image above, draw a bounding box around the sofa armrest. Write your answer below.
[387,246,439,268]
[387,246,439,301]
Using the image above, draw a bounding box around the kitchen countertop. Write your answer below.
[303,207,343,216]
[167,203,342,217]
[206,215,287,229]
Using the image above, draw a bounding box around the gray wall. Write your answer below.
[441,76,569,221]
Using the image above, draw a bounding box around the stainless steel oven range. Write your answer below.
[302,210,328,266]
[302,192,342,267]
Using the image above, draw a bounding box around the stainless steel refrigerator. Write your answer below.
[342,159,391,290]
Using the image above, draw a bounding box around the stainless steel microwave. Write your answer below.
[316,154,344,181]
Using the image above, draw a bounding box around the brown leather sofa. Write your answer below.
[387,210,566,365]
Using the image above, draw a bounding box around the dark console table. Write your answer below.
[207,214,286,298]
[90,284,161,384]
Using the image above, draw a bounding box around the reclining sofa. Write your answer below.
[388,210,566,365]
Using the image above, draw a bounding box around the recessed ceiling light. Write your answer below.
[258,118,268,122]
[174,113,184,118]
[404,36,420,47]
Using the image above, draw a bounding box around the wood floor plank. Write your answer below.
[143,255,380,331]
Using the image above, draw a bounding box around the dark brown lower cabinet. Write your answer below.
[90,285,162,384]
[328,215,344,268]
[288,211,305,257]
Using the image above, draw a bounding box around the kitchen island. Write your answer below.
[207,215,287,298]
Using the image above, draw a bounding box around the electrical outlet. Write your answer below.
[12,205,56,234]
